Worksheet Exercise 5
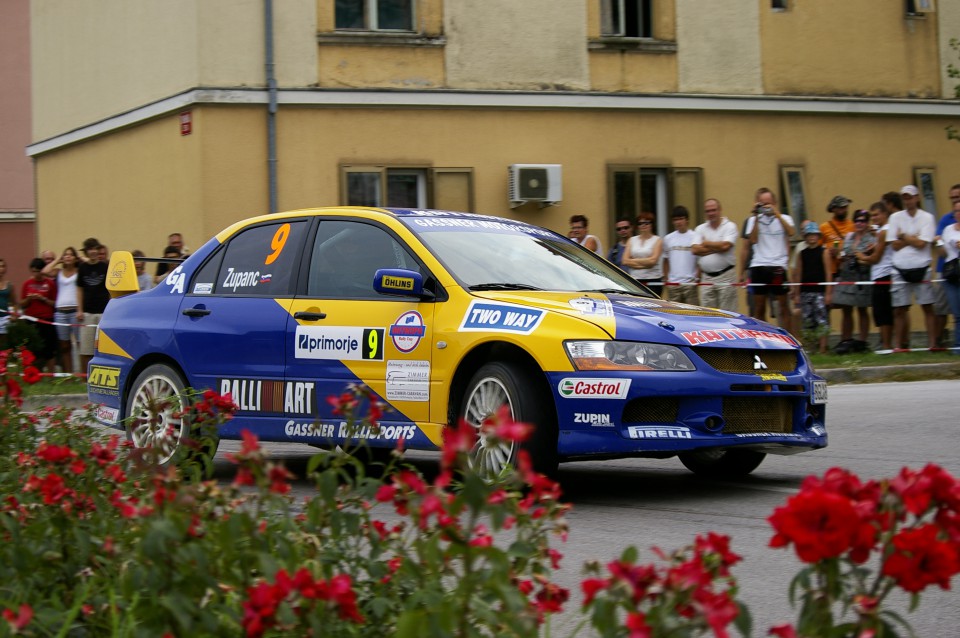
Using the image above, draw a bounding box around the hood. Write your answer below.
[472,291,800,350]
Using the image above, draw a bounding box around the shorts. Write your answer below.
[750,266,788,296]
[636,279,663,297]
[933,280,950,316]
[55,309,79,342]
[78,313,102,356]
[891,267,936,308]
[871,276,893,327]
[800,292,830,337]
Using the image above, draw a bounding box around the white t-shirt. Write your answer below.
[871,223,894,280]
[56,270,78,308]
[694,218,738,273]
[888,209,936,269]
[744,212,794,268]
[942,223,960,263]
[626,235,662,280]
[663,229,701,283]
[575,234,604,256]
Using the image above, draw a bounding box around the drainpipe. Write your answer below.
[265,0,278,213]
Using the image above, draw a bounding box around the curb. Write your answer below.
[815,361,960,384]
[22,394,93,412]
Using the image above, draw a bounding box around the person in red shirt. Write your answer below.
[20,257,58,372]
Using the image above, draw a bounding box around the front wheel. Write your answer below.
[124,363,219,466]
[458,361,557,479]
[678,449,766,478]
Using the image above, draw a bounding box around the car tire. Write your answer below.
[678,449,766,478]
[124,363,218,466]
[458,361,558,478]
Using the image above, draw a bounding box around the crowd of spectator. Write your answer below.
[577,182,960,354]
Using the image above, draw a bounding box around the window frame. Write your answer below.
[913,166,937,214]
[779,165,808,221]
[600,0,653,39]
[335,0,416,33]
[607,164,704,233]
[340,164,474,210]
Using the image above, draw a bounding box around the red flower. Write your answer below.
[581,578,609,606]
[442,419,477,470]
[239,429,260,456]
[769,488,861,563]
[36,442,77,464]
[2,604,33,632]
[19,348,36,366]
[268,465,294,494]
[768,624,798,638]
[882,524,960,593]
[625,611,652,638]
[21,366,41,384]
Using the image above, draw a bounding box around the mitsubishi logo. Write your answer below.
[753,355,768,370]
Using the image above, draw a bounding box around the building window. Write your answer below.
[341,166,475,211]
[914,167,937,214]
[771,0,788,10]
[335,0,414,31]
[608,166,703,232]
[601,0,652,38]
[779,166,808,220]
[906,0,934,15]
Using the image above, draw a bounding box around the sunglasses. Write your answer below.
[638,220,652,225]
[616,225,631,231]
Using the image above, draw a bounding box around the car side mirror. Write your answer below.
[373,268,433,300]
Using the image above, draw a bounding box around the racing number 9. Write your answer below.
[362,328,384,360]
[265,223,291,266]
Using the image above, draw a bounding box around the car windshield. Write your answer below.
[413,226,653,296]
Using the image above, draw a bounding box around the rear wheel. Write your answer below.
[458,361,557,478]
[678,449,766,478]
[124,364,219,466]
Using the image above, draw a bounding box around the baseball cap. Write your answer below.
[82,237,103,251]
[827,195,851,211]
[853,209,870,222]
[802,221,821,235]
[900,185,919,196]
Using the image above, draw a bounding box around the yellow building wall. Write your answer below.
[761,1,940,97]
[30,0,316,141]
[444,0,589,90]
[317,45,446,88]
[676,0,762,94]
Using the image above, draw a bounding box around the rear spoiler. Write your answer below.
[105,251,183,299]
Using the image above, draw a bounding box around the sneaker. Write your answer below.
[851,340,870,353]
[834,339,854,355]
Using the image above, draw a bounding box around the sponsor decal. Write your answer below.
[733,432,803,438]
[284,420,337,438]
[222,267,262,292]
[759,373,787,382]
[285,419,419,441]
[459,301,545,334]
[809,425,826,436]
[88,366,121,395]
[386,360,430,402]
[258,273,273,285]
[569,297,613,316]
[193,282,213,294]
[218,378,317,415]
[95,405,119,425]
[557,377,630,399]
[165,265,185,294]
[812,380,828,405]
[679,328,799,347]
[627,425,692,440]
[408,215,557,238]
[382,275,414,291]
[753,355,768,370]
[574,412,613,426]
[295,326,385,361]
[389,311,426,353]
[108,258,128,287]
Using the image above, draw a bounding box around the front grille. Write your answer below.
[722,397,793,433]
[622,397,679,424]
[694,348,798,374]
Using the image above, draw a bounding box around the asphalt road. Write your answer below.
[217,379,960,636]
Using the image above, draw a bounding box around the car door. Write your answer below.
[285,218,435,442]
[174,219,308,422]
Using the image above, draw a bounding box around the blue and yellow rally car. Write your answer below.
[89,207,827,477]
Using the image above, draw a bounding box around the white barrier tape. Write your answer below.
[10,314,98,328]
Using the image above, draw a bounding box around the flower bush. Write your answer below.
[0,347,958,637]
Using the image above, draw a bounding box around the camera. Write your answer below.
[753,203,764,215]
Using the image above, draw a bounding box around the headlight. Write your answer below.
[564,340,695,371]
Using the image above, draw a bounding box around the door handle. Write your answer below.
[294,311,327,321]
[182,307,211,317]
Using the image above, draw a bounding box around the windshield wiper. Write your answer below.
[579,288,654,297]
[469,283,543,291]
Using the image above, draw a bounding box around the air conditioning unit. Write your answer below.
[508,164,562,207]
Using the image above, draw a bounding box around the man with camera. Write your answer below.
[744,187,795,333]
